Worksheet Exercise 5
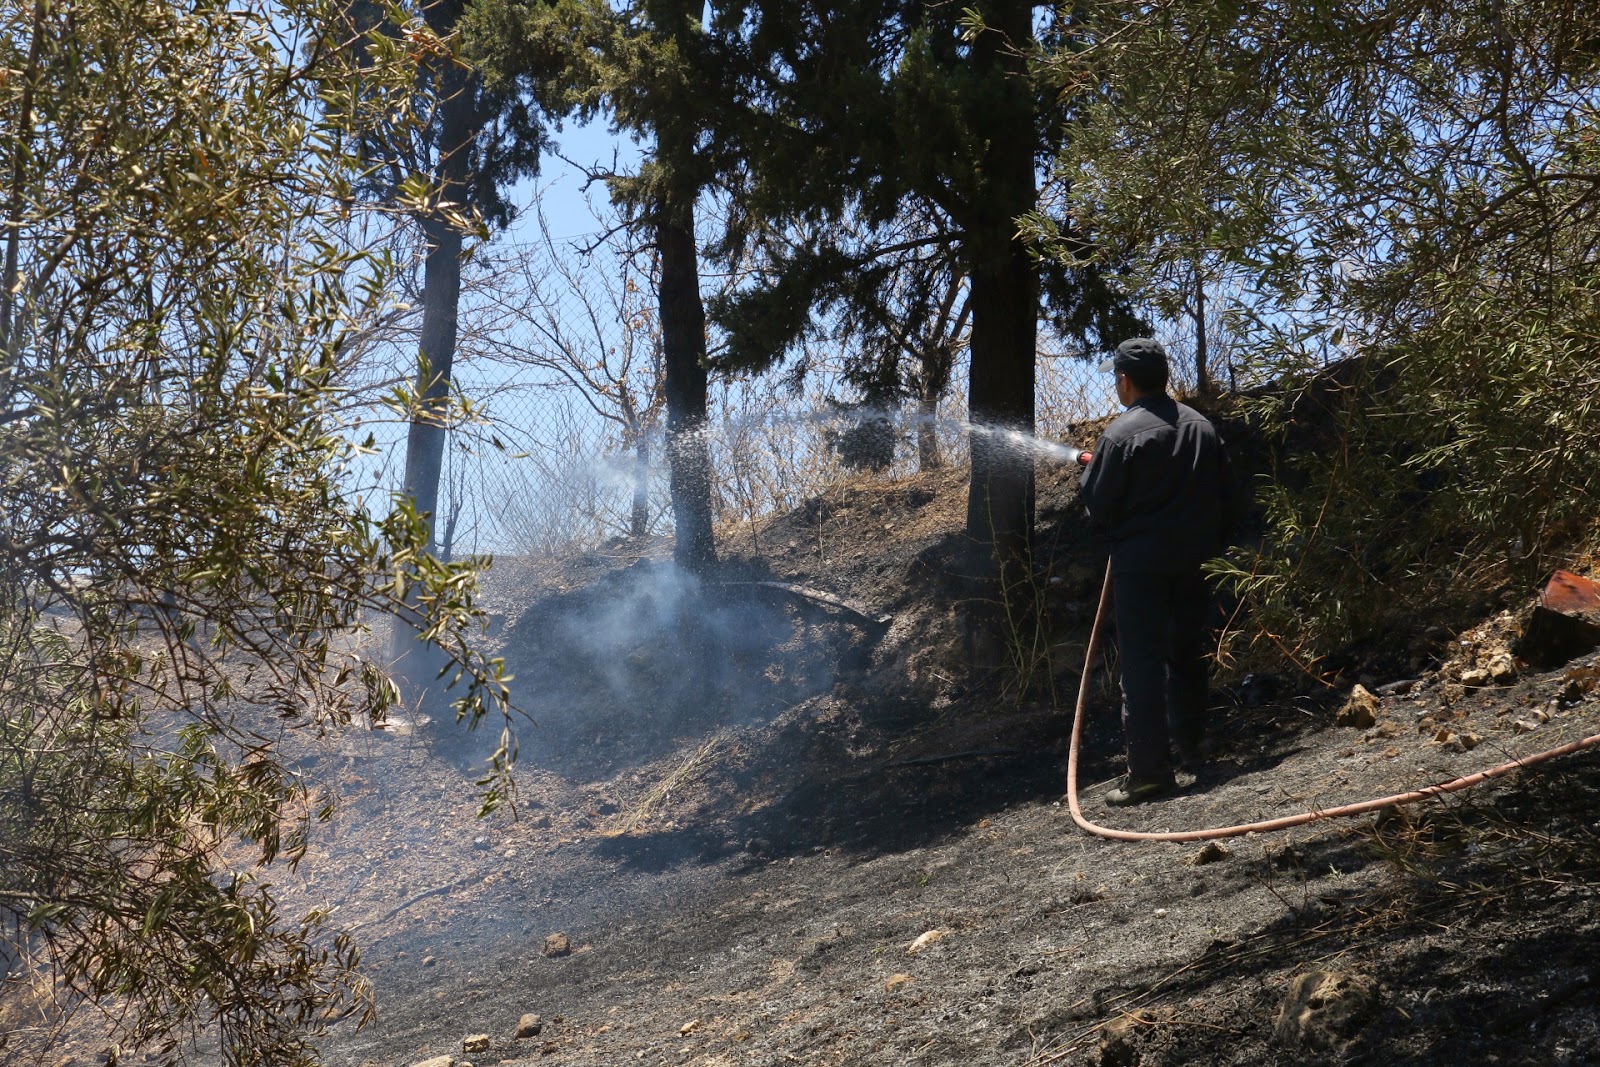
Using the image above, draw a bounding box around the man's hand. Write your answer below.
[1075,450,1094,466]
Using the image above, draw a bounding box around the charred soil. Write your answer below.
[14,461,1600,1067]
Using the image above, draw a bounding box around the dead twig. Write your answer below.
[351,873,480,931]
[723,580,893,629]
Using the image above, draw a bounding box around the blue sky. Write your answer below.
[509,116,643,243]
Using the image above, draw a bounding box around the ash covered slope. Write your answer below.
[309,459,1600,1066]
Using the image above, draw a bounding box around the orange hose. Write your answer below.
[1067,561,1600,842]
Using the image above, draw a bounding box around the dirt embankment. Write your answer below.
[15,460,1600,1067]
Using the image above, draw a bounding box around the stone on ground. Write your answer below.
[1274,970,1379,1050]
[1185,842,1230,866]
[1336,685,1380,729]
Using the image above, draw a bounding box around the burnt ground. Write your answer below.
[12,461,1600,1067]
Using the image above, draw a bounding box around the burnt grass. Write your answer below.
[15,464,1600,1067]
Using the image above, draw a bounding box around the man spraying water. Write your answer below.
[1076,338,1240,806]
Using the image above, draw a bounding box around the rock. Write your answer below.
[462,1035,490,1054]
[1432,727,1481,750]
[410,1057,454,1067]
[1515,571,1600,668]
[1274,970,1378,1050]
[515,1014,543,1039]
[1562,664,1600,701]
[907,929,947,954]
[541,933,572,959]
[471,836,491,851]
[1336,686,1380,729]
[1185,842,1231,866]
[883,973,915,992]
[1486,652,1517,683]
[1459,666,1492,687]
[1372,721,1405,739]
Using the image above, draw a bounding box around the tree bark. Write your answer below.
[962,0,1039,612]
[631,433,651,538]
[393,55,474,680]
[401,215,463,546]
[916,390,943,471]
[656,203,717,572]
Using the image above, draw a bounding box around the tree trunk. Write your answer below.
[964,246,1037,579]
[916,390,943,471]
[631,433,650,538]
[401,216,463,548]
[657,204,717,572]
[393,56,474,682]
[962,0,1038,594]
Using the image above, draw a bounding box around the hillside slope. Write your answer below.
[11,460,1600,1067]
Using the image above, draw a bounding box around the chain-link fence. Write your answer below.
[349,229,1121,563]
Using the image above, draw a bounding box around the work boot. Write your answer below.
[1104,774,1177,807]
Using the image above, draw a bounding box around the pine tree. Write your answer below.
[713,0,1138,630]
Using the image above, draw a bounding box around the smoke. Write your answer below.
[488,559,859,778]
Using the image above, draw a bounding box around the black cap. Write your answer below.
[1098,337,1169,377]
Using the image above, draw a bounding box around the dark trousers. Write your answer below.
[1112,568,1212,781]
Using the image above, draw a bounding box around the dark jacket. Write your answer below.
[1079,395,1238,574]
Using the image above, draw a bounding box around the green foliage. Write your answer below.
[465,0,734,223]
[711,1,1142,378]
[1050,0,1600,657]
[0,0,510,1062]
[350,0,546,231]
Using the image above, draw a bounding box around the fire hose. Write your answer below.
[1066,560,1600,842]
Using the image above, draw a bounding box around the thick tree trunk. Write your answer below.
[393,56,474,684]
[401,216,463,546]
[964,245,1038,581]
[962,0,1038,592]
[657,205,717,572]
